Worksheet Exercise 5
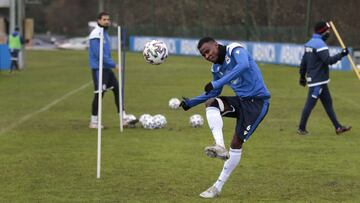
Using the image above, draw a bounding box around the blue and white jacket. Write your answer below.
[88,24,116,69]
[299,34,343,87]
[185,43,270,108]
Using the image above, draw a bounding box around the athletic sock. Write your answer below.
[91,115,98,123]
[206,107,225,148]
[213,148,242,191]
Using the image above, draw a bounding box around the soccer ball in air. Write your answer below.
[143,40,168,65]
[168,98,181,109]
[189,114,204,128]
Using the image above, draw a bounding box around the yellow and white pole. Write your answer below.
[329,21,360,80]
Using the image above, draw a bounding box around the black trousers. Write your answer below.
[10,50,20,71]
[91,69,120,116]
[299,84,341,130]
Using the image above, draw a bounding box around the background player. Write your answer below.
[298,21,351,135]
[88,12,137,129]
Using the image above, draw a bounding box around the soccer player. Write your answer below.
[180,37,270,198]
[8,27,25,72]
[297,21,351,135]
[88,12,136,129]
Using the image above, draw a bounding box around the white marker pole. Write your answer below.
[97,27,104,179]
[118,26,124,132]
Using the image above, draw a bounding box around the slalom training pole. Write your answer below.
[118,26,124,132]
[329,21,360,80]
[122,27,126,117]
[97,27,104,179]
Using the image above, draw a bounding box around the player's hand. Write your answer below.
[180,97,191,111]
[112,65,119,73]
[299,77,306,87]
[341,47,349,57]
[204,82,214,95]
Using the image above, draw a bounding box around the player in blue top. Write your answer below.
[297,21,351,135]
[180,37,270,198]
[88,12,136,129]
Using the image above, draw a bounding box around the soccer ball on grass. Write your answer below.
[189,114,204,128]
[139,113,167,129]
[153,114,167,129]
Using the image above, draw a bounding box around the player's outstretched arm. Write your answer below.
[317,48,345,65]
[180,97,191,111]
[204,82,214,95]
[180,88,222,111]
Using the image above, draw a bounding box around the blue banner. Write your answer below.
[0,44,11,70]
[129,36,351,71]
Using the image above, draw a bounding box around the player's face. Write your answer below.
[98,15,111,28]
[199,42,219,63]
[322,29,331,41]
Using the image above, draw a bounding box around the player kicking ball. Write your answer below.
[180,37,270,198]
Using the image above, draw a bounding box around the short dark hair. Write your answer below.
[197,37,216,49]
[97,11,110,20]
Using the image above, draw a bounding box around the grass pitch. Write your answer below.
[0,50,359,202]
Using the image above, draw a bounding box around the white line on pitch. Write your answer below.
[0,82,92,135]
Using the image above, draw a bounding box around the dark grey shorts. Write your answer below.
[218,96,270,142]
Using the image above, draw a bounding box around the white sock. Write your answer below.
[213,148,242,191]
[91,115,98,123]
[206,107,225,148]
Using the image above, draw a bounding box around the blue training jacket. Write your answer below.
[299,34,344,87]
[185,43,270,108]
[88,24,116,69]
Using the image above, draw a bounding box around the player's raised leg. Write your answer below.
[204,98,229,160]
[200,98,269,198]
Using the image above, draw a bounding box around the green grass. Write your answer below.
[0,50,359,202]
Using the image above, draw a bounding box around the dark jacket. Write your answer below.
[299,34,343,87]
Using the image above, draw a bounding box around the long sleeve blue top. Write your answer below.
[88,25,116,69]
[185,43,270,108]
